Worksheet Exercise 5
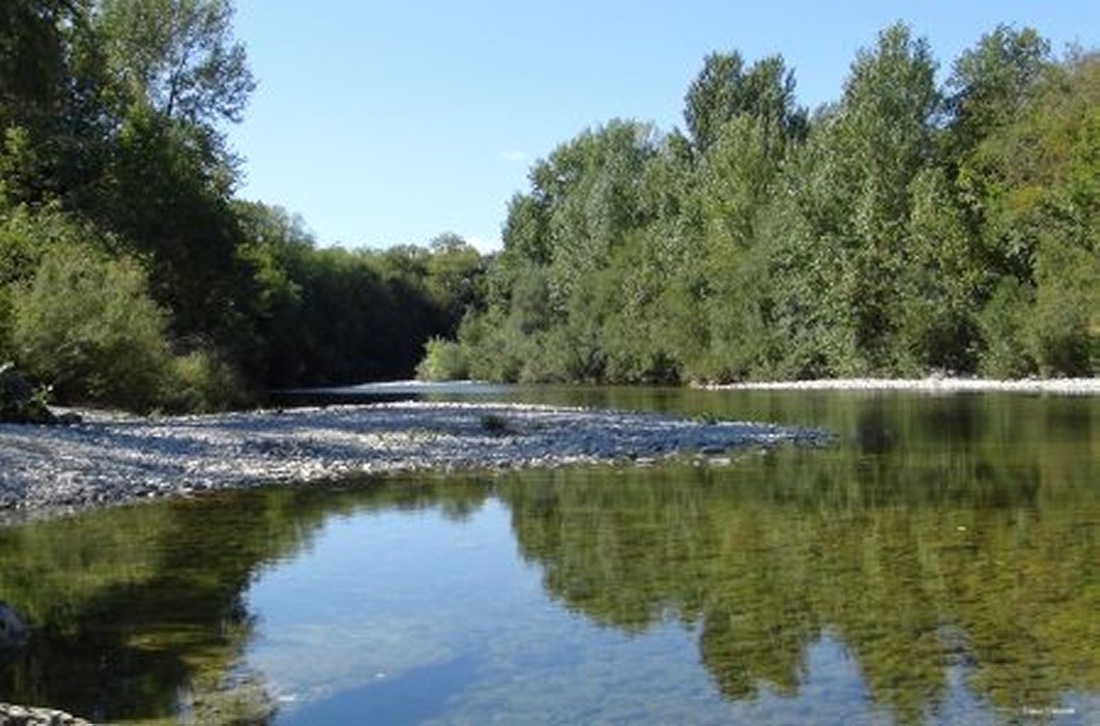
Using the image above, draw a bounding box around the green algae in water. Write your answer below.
[0,390,1098,724]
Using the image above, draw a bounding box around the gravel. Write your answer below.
[0,401,826,523]
[0,703,91,726]
[700,376,1100,394]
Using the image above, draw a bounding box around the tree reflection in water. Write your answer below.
[501,393,1100,721]
[0,392,1095,724]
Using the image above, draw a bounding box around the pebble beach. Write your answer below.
[700,376,1100,394]
[3,377,1096,525]
[0,400,824,524]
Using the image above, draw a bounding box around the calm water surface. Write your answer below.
[1,388,1098,724]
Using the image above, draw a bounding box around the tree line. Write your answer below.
[0,0,486,412]
[3,5,1096,414]
[429,23,1098,384]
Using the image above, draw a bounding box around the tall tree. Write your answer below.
[946,25,1050,157]
[95,0,254,128]
[683,52,806,157]
[0,0,110,207]
[684,51,747,156]
[0,0,64,123]
[85,0,256,349]
[970,50,1100,375]
[819,23,940,372]
[947,26,1053,285]
[528,119,659,309]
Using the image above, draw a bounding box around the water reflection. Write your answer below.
[504,460,1100,722]
[0,391,1096,724]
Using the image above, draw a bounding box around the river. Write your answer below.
[1,386,1097,724]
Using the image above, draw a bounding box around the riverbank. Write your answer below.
[700,376,1100,395]
[0,401,824,525]
[5,377,1094,524]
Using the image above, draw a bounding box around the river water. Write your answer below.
[1,386,1097,724]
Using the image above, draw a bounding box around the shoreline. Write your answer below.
[0,401,824,526]
[3,378,1096,525]
[697,376,1100,395]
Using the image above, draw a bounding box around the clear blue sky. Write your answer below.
[226,1,1097,252]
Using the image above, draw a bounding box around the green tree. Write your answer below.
[947,26,1053,287]
[683,52,807,158]
[81,0,258,361]
[804,23,940,373]
[898,167,982,373]
[945,25,1050,158]
[232,200,310,385]
[0,0,112,209]
[425,232,486,331]
[696,112,799,380]
[95,0,254,127]
[960,49,1099,375]
[459,120,661,382]
[94,105,249,346]
[1013,52,1100,374]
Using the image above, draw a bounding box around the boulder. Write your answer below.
[0,364,79,425]
[0,703,92,725]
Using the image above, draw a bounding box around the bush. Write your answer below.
[158,349,245,413]
[11,241,173,411]
[1027,238,1098,376]
[415,337,469,381]
[977,278,1037,378]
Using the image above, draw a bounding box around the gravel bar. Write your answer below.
[0,401,826,522]
[700,376,1100,394]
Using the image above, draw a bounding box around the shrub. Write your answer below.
[479,413,515,436]
[977,278,1037,378]
[416,337,469,381]
[158,348,245,413]
[11,241,172,411]
[1027,237,1098,376]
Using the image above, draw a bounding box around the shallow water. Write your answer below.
[1,388,1098,724]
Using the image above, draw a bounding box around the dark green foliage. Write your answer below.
[0,1,487,411]
[977,278,1036,378]
[2,5,1095,410]
[233,202,487,388]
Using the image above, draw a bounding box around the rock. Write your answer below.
[52,412,83,426]
[0,703,93,725]
[0,364,57,425]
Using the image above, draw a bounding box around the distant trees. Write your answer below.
[2,5,1093,410]
[226,201,488,388]
[0,0,487,411]
[444,23,1098,384]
